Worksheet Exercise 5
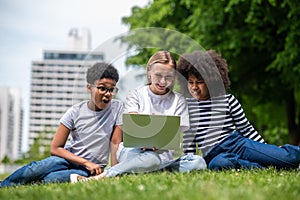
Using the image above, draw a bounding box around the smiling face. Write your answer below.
[187,74,210,101]
[149,63,175,95]
[87,78,117,111]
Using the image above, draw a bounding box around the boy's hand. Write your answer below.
[83,161,102,175]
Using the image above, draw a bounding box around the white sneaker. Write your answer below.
[70,174,88,184]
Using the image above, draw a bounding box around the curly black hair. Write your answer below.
[178,50,230,89]
[86,62,119,84]
[177,50,231,97]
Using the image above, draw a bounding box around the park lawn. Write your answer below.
[0,168,299,200]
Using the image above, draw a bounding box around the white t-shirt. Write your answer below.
[61,99,123,167]
[124,85,189,163]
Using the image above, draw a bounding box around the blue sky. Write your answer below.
[0,0,148,151]
[0,0,148,87]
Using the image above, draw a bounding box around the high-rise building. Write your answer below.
[28,28,104,149]
[0,87,23,161]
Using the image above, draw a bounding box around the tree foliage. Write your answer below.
[14,131,51,164]
[122,0,300,144]
[1,155,10,164]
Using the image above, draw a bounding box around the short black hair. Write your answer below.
[86,62,119,84]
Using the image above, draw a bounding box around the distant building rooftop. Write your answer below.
[43,49,104,61]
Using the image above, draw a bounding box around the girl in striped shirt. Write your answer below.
[177,49,300,170]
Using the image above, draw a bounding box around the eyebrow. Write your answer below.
[95,83,116,87]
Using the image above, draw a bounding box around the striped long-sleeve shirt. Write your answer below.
[183,94,265,154]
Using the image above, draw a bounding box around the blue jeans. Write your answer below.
[0,156,91,187]
[159,154,207,172]
[203,131,300,170]
[106,147,161,177]
[106,147,206,177]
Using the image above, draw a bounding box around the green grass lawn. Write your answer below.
[0,168,299,200]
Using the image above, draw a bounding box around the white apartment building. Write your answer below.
[0,87,23,161]
[28,28,104,148]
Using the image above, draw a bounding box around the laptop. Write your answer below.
[122,113,182,150]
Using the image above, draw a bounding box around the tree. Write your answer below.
[1,155,11,164]
[24,130,51,161]
[122,0,300,144]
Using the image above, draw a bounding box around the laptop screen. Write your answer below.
[122,114,181,150]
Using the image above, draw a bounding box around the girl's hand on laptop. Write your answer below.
[141,147,157,151]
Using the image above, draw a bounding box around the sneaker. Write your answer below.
[70,174,89,184]
[93,172,107,180]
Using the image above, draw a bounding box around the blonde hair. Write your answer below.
[146,50,176,85]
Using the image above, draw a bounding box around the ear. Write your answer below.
[146,68,152,84]
[147,75,152,85]
[87,83,92,93]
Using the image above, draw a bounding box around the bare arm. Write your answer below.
[50,123,102,175]
[110,125,122,166]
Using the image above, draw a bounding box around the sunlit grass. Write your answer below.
[1,168,299,200]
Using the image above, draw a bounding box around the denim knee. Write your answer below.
[208,154,238,170]
[141,151,161,169]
